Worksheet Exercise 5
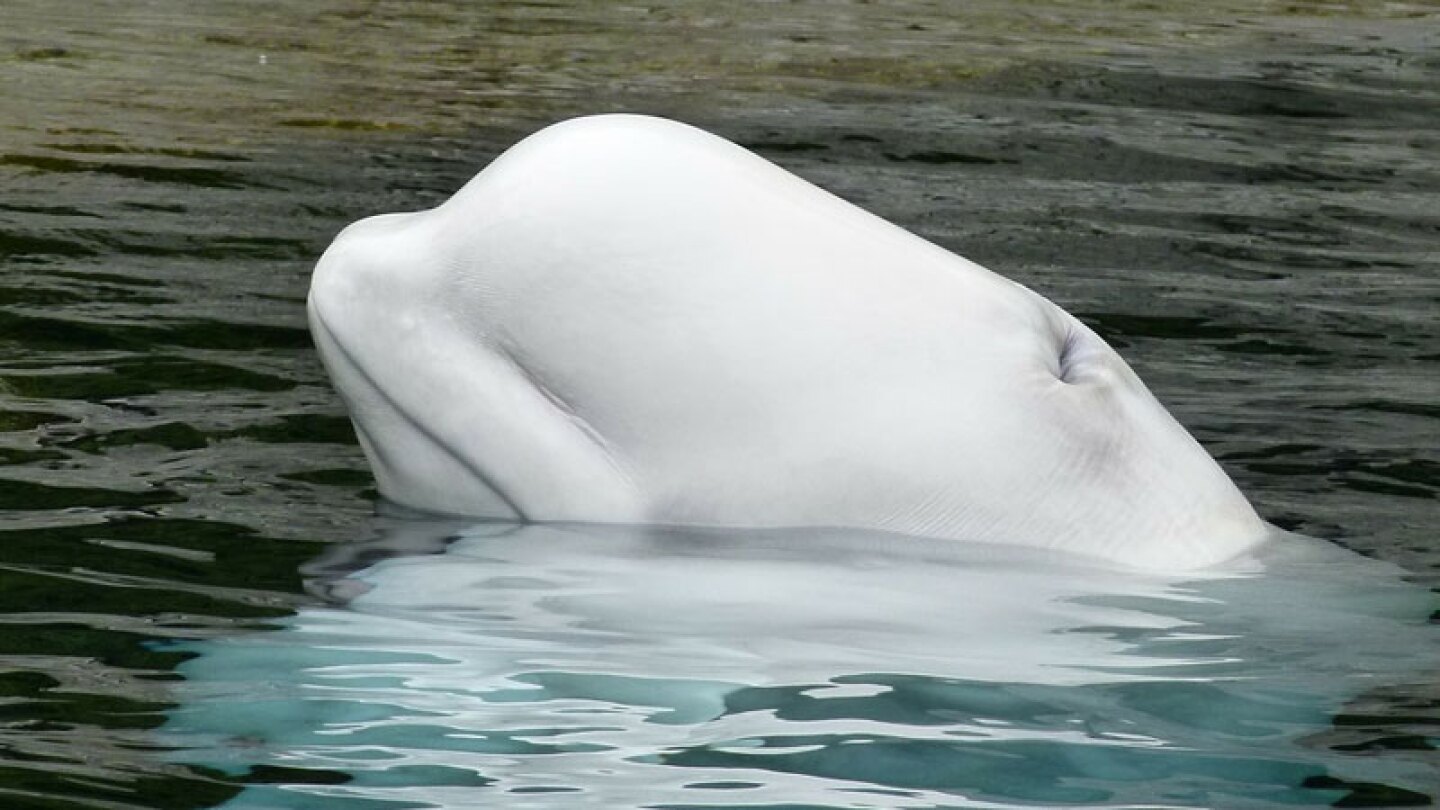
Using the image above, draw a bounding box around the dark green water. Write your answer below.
[1,2,1436,807]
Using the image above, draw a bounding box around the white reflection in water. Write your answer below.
[166,521,1436,809]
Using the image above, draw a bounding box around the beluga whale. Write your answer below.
[308,114,1271,571]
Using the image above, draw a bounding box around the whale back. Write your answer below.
[308,114,1267,571]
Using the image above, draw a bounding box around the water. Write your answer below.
[1,1,1436,807]
[163,523,1434,809]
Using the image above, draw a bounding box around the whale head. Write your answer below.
[308,114,1268,571]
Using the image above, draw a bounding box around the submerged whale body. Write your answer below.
[308,114,1269,570]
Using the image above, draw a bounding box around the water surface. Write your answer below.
[166,522,1434,809]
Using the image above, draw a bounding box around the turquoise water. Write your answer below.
[1,2,1436,807]
[161,524,1434,809]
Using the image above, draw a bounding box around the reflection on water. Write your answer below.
[1,0,1437,807]
[164,522,1434,809]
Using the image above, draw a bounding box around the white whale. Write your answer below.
[308,114,1269,571]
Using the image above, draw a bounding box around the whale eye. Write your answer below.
[1056,327,1081,384]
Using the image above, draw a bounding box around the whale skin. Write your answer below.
[307,114,1269,571]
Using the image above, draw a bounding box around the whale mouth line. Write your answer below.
[491,340,638,495]
[309,303,530,521]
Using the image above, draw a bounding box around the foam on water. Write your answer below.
[163,521,1436,808]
